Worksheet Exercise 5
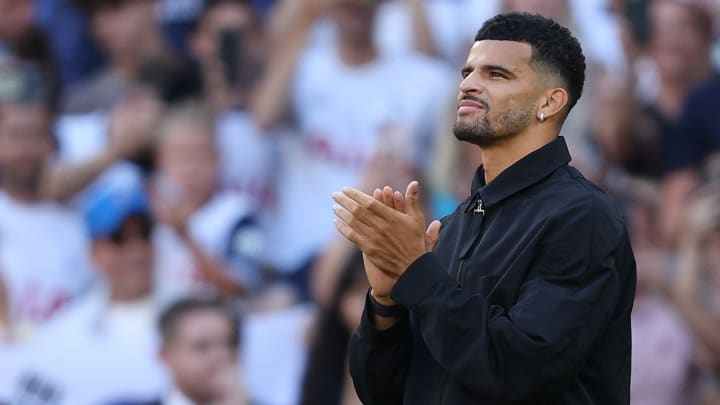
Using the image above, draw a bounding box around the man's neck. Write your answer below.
[479,131,557,184]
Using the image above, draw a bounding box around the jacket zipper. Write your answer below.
[435,199,481,404]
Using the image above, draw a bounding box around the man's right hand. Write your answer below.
[364,185,441,328]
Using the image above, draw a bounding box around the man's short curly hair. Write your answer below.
[475,12,586,112]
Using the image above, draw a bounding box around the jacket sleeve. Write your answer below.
[390,201,634,401]
[348,293,412,405]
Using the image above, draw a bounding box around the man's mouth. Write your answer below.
[457,98,487,114]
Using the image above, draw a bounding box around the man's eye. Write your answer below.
[490,72,505,78]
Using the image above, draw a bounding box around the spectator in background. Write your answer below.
[51,56,202,203]
[189,0,278,212]
[190,0,265,112]
[254,0,453,295]
[638,0,717,244]
[0,64,93,340]
[301,249,367,405]
[113,297,250,405]
[151,103,265,304]
[47,89,164,202]
[645,0,714,170]
[65,0,178,113]
[662,72,720,245]
[629,198,694,405]
[673,187,720,404]
[4,172,167,404]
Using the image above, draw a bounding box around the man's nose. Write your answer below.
[459,71,483,96]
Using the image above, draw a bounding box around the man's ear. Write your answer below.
[536,87,569,122]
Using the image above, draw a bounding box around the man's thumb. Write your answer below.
[405,181,423,219]
[425,220,442,251]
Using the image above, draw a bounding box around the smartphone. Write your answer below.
[218,29,243,87]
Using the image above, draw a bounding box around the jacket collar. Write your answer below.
[469,136,571,209]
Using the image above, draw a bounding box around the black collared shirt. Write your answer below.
[349,137,636,405]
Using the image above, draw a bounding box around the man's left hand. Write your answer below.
[332,181,433,276]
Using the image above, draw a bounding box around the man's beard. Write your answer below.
[453,104,535,147]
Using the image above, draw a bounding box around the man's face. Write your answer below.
[0,103,52,189]
[453,40,541,147]
[650,1,711,81]
[91,0,156,58]
[93,216,154,301]
[157,123,218,202]
[161,310,238,403]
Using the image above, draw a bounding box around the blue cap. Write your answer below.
[84,170,150,239]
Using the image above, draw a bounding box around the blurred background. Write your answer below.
[0,0,718,404]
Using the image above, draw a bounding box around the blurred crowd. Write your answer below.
[0,0,718,404]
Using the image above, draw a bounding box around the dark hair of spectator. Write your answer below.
[158,297,241,347]
[475,12,586,113]
[300,249,367,405]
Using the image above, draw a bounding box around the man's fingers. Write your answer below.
[373,188,383,202]
[393,190,406,213]
[372,186,406,213]
[341,187,394,217]
[405,181,424,220]
[334,218,367,248]
[425,220,442,251]
[332,191,366,220]
[382,186,395,209]
[333,204,375,236]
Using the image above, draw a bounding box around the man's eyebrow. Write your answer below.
[460,64,517,77]
[481,64,516,77]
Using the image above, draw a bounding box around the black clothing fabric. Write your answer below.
[349,137,637,405]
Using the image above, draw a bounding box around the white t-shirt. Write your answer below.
[266,44,455,271]
[0,192,94,333]
[216,110,279,216]
[0,290,167,404]
[153,191,264,303]
[55,112,109,163]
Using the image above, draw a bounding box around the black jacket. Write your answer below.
[349,137,636,405]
